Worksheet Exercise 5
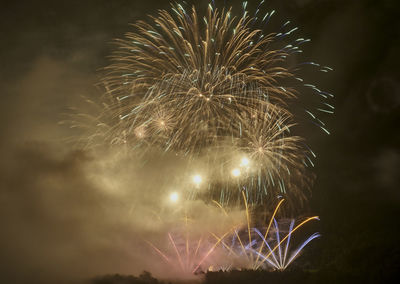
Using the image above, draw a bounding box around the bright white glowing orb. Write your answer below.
[240,157,250,167]
[232,168,241,177]
[193,174,202,185]
[169,192,179,202]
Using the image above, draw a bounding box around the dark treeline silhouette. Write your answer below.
[207,266,398,284]
[91,267,398,284]
[91,271,168,284]
[205,268,397,284]
[205,269,356,284]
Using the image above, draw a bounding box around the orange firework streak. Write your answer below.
[255,216,320,269]
[254,198,285,264]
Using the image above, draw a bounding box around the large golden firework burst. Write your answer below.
[88,1,332,207]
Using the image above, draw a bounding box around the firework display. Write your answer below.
[76,0,333,276]
[92,1,332,206]
[148,199,320,273]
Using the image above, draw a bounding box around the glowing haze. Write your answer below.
[80,1,333,208]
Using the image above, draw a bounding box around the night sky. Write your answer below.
[0,0,399,283]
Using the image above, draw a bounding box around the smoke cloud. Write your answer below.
[0,57,246,284]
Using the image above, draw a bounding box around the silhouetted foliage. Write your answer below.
[91,271,163,284]
[91,263,399,284]
[204,267,398,284]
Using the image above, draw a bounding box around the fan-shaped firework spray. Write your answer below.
[89,1,333,207]
[147,198,320,274]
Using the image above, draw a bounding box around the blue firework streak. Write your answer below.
[218,217,320,271]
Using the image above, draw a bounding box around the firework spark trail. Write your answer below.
[146,197,319,274]
[242,191,253,263]
[147,226,235,274]
[212,200,249,259]
[88,1,333,207]
[191,230,231,274]
[168,233,185,272]
[252,224,321,270]
[145,203,244,275]
[254,197,285,263]
[145,240,171,264]
[211,198,320,271]
[255,216,320,269]
[207,198,320,271]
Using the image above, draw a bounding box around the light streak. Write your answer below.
[192,230,231,274]
[254,198,285,263]
[168,233,185,272]
[255,216,320,269]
